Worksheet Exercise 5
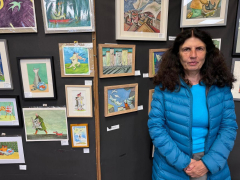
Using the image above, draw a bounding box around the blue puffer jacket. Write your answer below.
[148,80,238,180]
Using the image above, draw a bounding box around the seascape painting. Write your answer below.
[0,53,5,82]
[23,108,68,141]
[0,0,37,33]
[71,124,89,148]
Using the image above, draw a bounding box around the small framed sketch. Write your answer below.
[104,83,138,117]
[115,0,169,41]
[59,43,94,77]
[17,57,56,100]
[180,0,229,27]
[41,0,95,34]
[148,89,155,113]
[212,38,221,50]
[98,44,136,78]
[0,40,13,90]
[149,49,167,78]
[0,95,21,127]
[233,0,240,56]
[0,0,37,33]
[22,107,69,142]
[70,124,89,148]
[65,85,93,117]
[0,136,25,164]
[231,58,240,101]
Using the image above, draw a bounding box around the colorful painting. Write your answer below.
[0,136,25,164]
[70,124,89,148]
[41,0,95,33]
[212,38,221,50]
[0,0,37,33]
[22,108,68,141]
[0,53,5,82]
[152,52,163,75]
[149,49,167,78]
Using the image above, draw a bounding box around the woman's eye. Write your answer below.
[182,48,190,51]
[196,47,204,51]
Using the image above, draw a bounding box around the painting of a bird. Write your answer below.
[8,1,22,11]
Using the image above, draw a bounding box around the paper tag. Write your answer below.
[12,121,18,125]
[61,140,69,146]
[24,92,32,98]
[158,33,163,38]
[135,70,141,76]
[169,36,176,41]
[43,104,47,107]
[1,133,6,136]
[107,124,120,131]
[85,80,92,86]
[19,165,27,170]
[4,83,11,88]
[143,73,149,78]
[138,105,143,111]
[83,148,90,153]
[85,43,93,48]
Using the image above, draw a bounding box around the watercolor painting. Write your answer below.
[0,102,15,121]
[0,53,5,82]
[23,108,68,141]
[0,0,37,33]
[124,0,162,33]
[70,124,89,148]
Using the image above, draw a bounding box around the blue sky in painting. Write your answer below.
[63,47,89,64]
[124,0,161,12]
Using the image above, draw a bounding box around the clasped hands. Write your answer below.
[184,159,208,178]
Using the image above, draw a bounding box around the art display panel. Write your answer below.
[116,0,169,41]
[180,0,229,27]
[70,124,89,148]
[59,43,94,77]
[0,136,25,164]
[231,58,240,100]
[149,49,167,78]
[41,0,95,34]
[104,83,138,117]
[65,85,93,117]
[0,0,37,33]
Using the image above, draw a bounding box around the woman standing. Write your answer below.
[148,28,238,180]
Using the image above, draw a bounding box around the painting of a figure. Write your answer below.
[0,0,37,33]
[73,91,86,111]
[71,124,89,148]
[27,63,49,93]
[0,102,15,121]
[23,108,68,141]
[0,54,5,82]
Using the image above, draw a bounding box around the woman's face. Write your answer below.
[179,37,206,74]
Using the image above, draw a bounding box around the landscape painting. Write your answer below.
[22,108,68,141]
[149,49,167,78]
[104,83,138,117]
[99,44,136,78]
[70,124,89,148]
[0,136,25,164]
[41,0,95,33]
[0,0,37,33]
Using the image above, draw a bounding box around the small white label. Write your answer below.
[43,104,47,107]
[143,73,149,78]
[12,121,18,125]
[1,133,6,136]
[169,36,176,41]
[4,83,11,88]
[24,92,32,98]
[135,70,141,76]
[19,165,27,170]
[107,124,120,131]
[83,148,90,153]
[61,140,69,146]
[138,105,143,111]
[85,80,92,86]
[158,33,163,38]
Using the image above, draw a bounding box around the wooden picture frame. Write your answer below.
[104,83,138,117]
[180,0,229,28]
[233,0,240,56]
[115,0,169,41]
[70,124,89,148]
[231,58,240,101]
[148,89,155,113]
[65,85,93,117]
[59,43,94,77]
[98,44,136,78]
[0,40,13,90]
[17,57,56,100]
[149,49,167,78]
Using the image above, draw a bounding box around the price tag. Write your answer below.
[169,36,176,41]
[1,133,6,136]
[143,73,149,78]
[85,80,92,86]
[135,70,141,76]
[24,92,32,98]
[107,124,120,131]
[4,83,11,88]
[83,148,90,153]
[85,43,93,48]
[61,140,69,146]
[43,104,47,107]
[138,105,143,111]
[19,165,27,170]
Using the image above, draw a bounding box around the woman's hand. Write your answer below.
[184,159,196,171]
[185,160,208,178]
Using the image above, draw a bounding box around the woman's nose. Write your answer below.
[190,49,197,58]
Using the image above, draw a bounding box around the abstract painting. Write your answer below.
[65,85,92,117]
[70,124,89,148]
[149,49,167,78]
[0,0,37,33]
[212,38,221,50]
[98,44,136,78]
[22,107,68,142]
[59,43,94,77]
[104,83,138,117]
[0,136,25,164]
[41,0,95,33]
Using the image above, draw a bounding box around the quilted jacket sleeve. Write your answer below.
[148,86,191,171]
[201,87,238,174]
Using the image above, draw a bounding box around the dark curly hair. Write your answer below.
[153,28,235,91]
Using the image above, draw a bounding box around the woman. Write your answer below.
[148,28,238,180]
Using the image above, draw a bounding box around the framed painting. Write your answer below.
[115,0,169,41]
[17,57,56,100]
[149,49,167,78]
[59,43,94,77]
[180,0,229,27]
[231,58,240,101]
[0,95,21,127]
[99,44,136,78]
[0,0,37,33]
[233,0,240,56]
[148,89,154,113]
[0,40,13,90]
[65,85,92,117]
[0,136,25,164]
[22,107,69,142]
[104,83,138,117]
[70,124,89,148]
[212,38,221,50]
[41,0,95,34]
